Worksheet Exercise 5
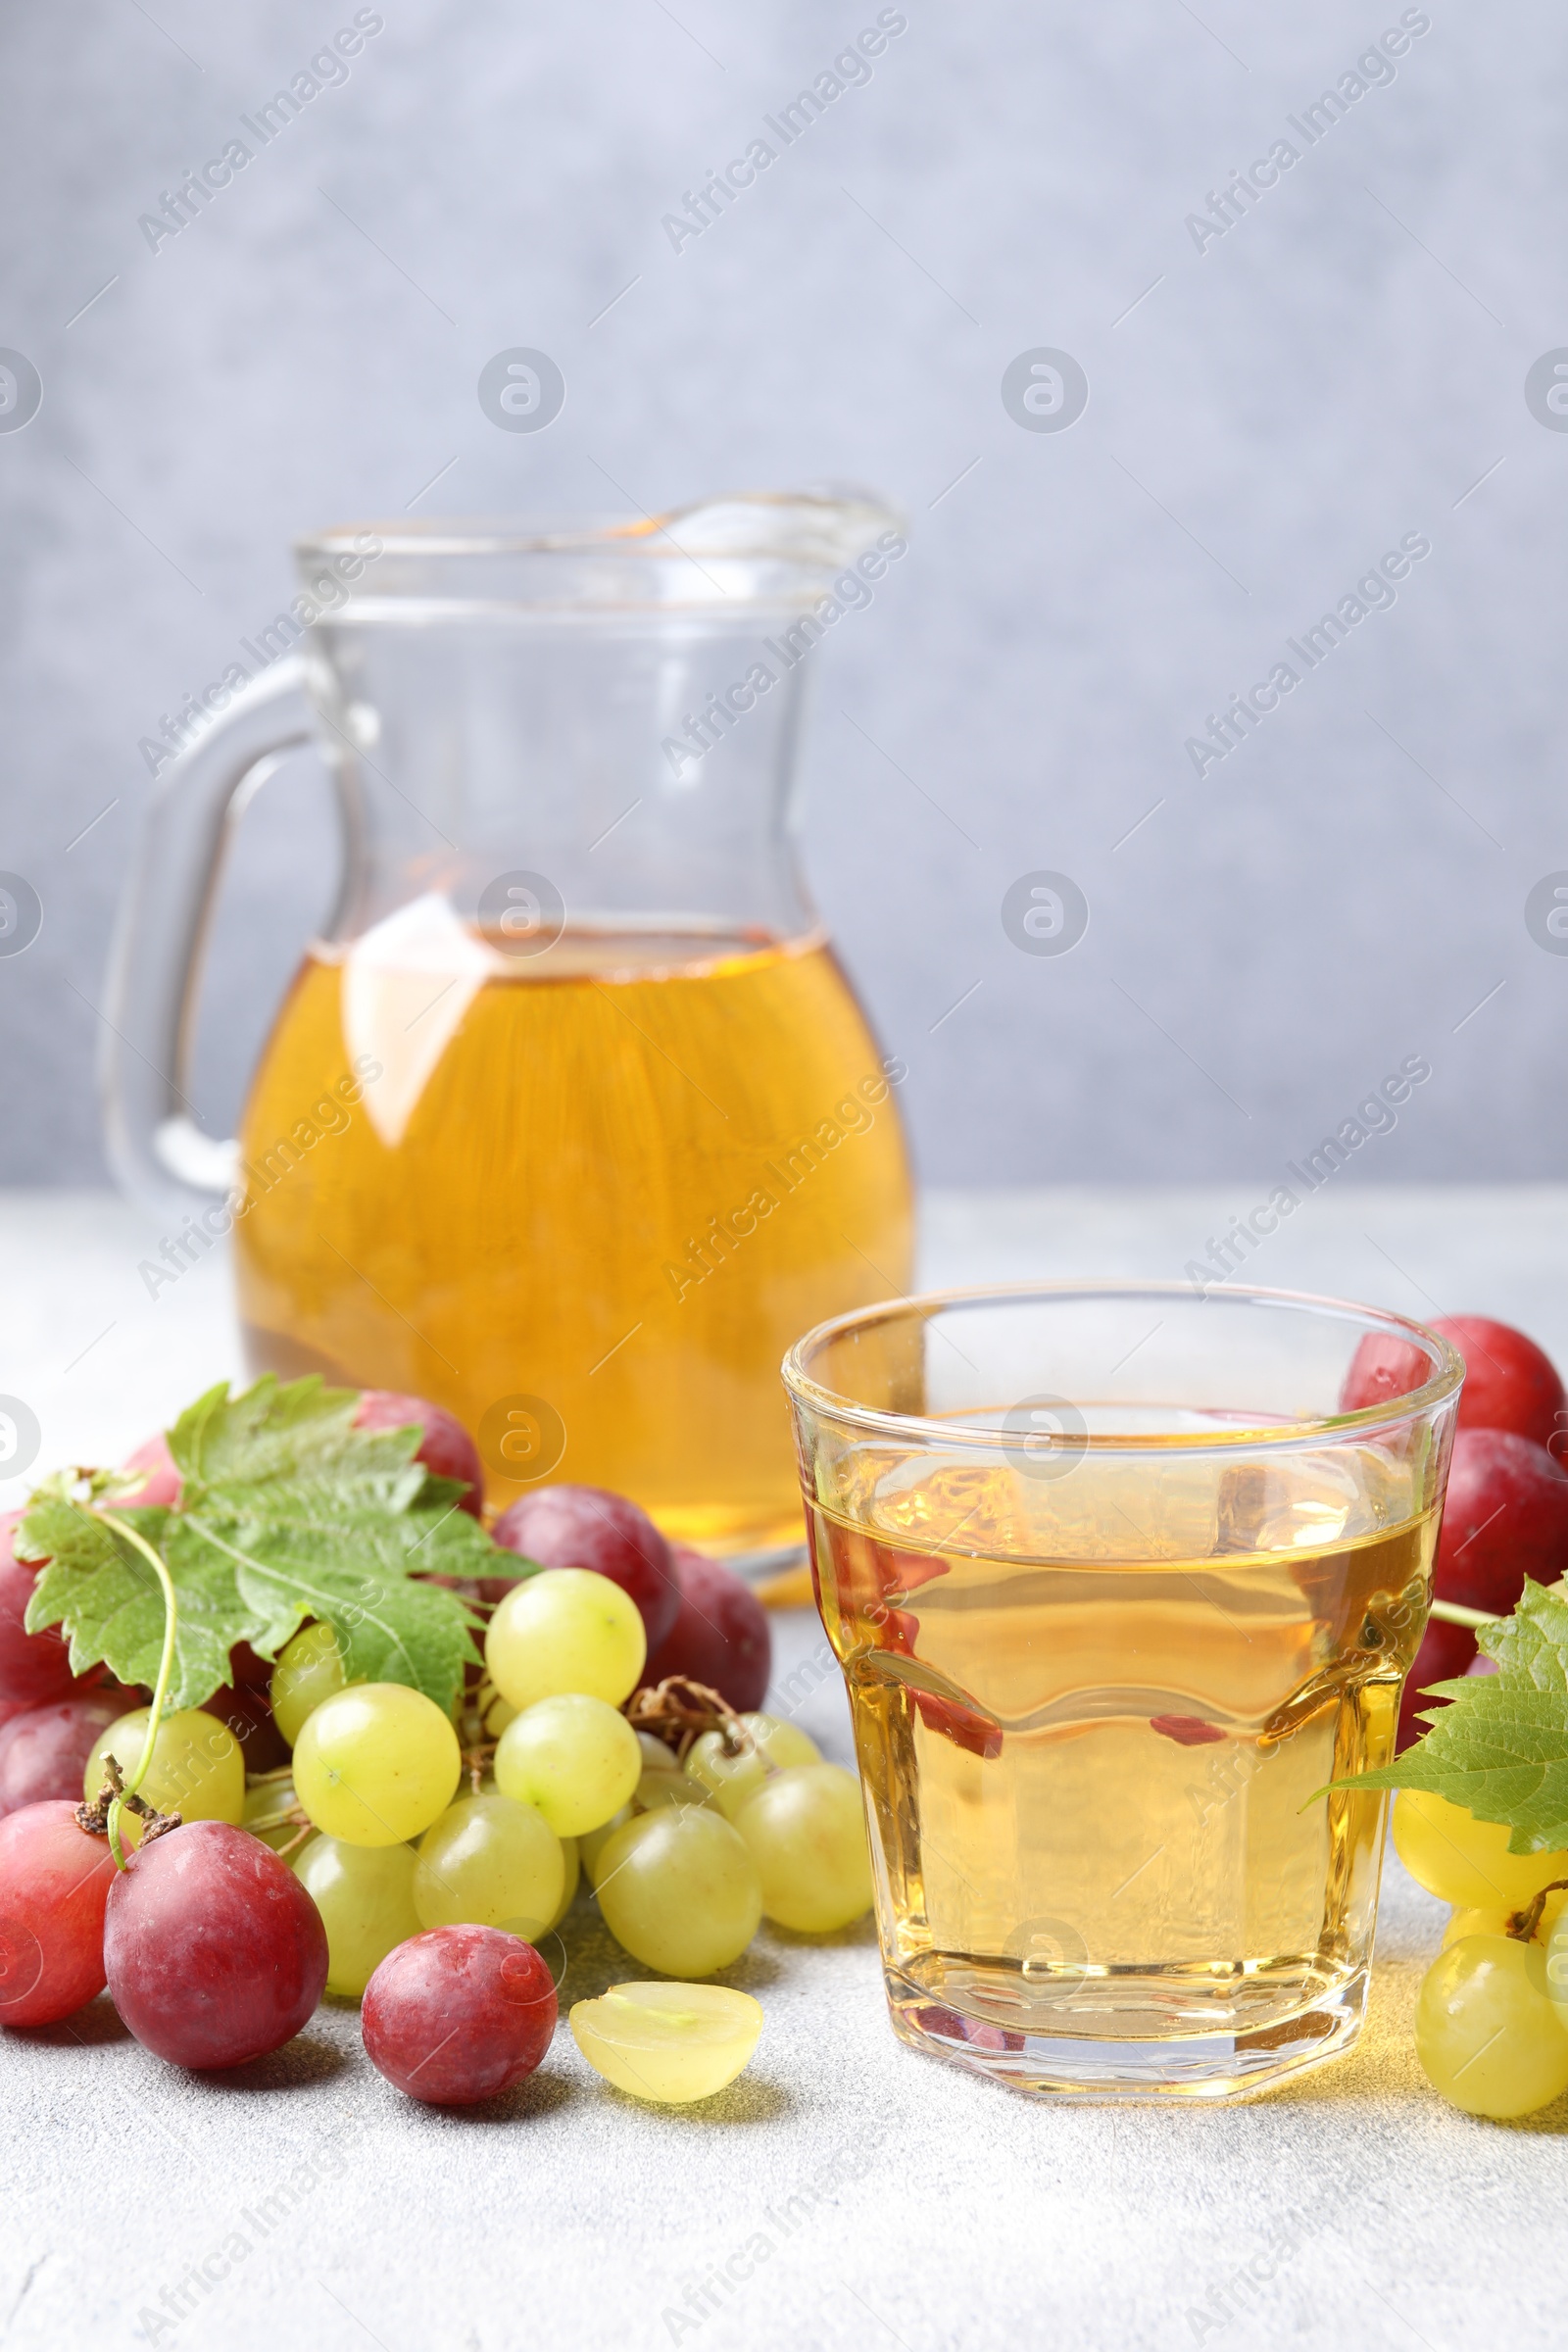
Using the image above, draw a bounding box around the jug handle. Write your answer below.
[101,658,314,1225]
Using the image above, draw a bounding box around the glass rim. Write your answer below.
[293,486,901,568]
[779,1277,1465,1456]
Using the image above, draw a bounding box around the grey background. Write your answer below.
[2,0,1564,1189]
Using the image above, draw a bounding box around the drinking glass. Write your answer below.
[783,1281,1462,2100]
[101,493,913,1552]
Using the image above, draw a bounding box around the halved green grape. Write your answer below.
[547,1836,580,1932]
[735,1763,872,1933]
[82,1706,244,1847]
[1393,1789,1568,1911]
[414,1793,564,1939]
[1415,1935,1568,2118]
[293,1834,422,1996]
[684,1713,820,1821]
[594,1806,760,1976]
[485,1569,646,1712]
[270,1622,350,1745]
[570,1981,762,2103]
[1446,1889,1568,1950]
[293,1683,462,1847]
[243,1775,302,1852]
[493,1694,641,1837]
[580,1807,629,1888]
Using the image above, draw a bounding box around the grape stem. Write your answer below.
[1509,1881,1568,1944]
[624,1676,751,1761]
[1428,1598,1501,1630]
[76,1752,182,1852]
[93,1506,180,1869]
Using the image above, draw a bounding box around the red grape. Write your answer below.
[492,1486,679,1647]
[122,1433,181,1508]
[643,1549,771,1712]
[1340,1332,1431,1415]
[0,1800,117,2028]
[228,1642,275,1690]
[1429,1316,1567,1454]
[202,1680,289,1774]
[362,1925,556,2104]
[104,1819,328,2068]
[0,1690,139,1818]
[0,1514,102,1706]
[354,1391,484,1517]
[1344,1315,1568,1453]
[1397,1614,1477,1751]
[1434,1428,1568,1616]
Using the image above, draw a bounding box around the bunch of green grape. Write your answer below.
[251,1564,872,2099]
[1395,1789,1568,2120]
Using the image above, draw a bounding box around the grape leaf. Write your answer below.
[14,1375,521,1718]
[1333,1579,1568,1854]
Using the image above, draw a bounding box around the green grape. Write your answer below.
[1393,1789,1568,1910]
[270,1621,351,1745]
[547,1837,580,1932]
[493,1693,642,1837]
[414,1793,564,1939]
[636,1732,678,1773]
[580,1807,629,1888]
[242,1775,302,1852]
[570,1981,763,2104]
[293,1835,422,1996]
[635,1766,710,1814]
[293,1683,462,1847]
[82,1706,245,1846]
[485,1569,646,1711]
[579,1768,706,1886]
[1415,1935,1568,2119]
[684,1714,820,1821]
[735,1763,872,1933]
[474,1677,516,1740]
[594,1806,761,1976]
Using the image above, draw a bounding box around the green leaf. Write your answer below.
[16,1376,513,1719]
[1332,1579,1568,1854]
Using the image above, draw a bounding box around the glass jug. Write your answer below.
[103,492,914,1554]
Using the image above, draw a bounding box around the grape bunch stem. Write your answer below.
[624,1677,752,1762]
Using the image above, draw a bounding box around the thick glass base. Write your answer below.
[885,1962,1369,2103]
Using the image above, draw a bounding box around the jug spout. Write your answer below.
[612,485,905,583]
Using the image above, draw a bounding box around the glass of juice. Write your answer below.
[782,1282,1463,2100]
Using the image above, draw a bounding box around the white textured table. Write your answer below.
[4,1188,1566,2352]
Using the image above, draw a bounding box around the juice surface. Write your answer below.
[233,923,913,1549]
[808,1444,1435,2052]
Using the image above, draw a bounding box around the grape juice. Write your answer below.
[233,924,912,1550]
[808,1444,1438,2095]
